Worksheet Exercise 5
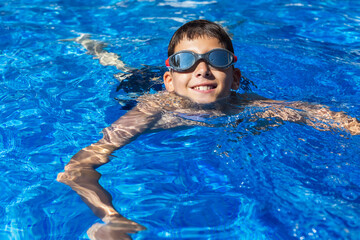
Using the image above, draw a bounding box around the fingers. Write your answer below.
[87,222,139,240]
[87,223,103,240]
[109,219,146,232]
[56,172,69,183]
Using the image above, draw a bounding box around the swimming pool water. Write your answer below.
[1,0,360,239]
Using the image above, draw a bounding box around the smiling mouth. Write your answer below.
[192,85,216,91]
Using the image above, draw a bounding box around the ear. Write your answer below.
[231,68,241,90]
[163,71,175,92]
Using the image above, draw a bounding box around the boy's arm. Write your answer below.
[299,102,360,135]
[252,100,360,135]
[57,106,161,233]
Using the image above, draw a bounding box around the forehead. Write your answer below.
[174,36,225,54]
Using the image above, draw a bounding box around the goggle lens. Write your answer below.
[209,49,233,68]
[172,52,195,70]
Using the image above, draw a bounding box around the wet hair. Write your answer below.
[167,19,234,56]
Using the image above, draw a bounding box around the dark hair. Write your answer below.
[167,19,234,56]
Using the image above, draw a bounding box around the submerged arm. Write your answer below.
[57,106,161,235]
[252,100,360,135]
[300,103,359,135]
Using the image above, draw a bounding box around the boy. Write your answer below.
[57,20,360,240]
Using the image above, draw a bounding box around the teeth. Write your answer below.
[193,86,214,91]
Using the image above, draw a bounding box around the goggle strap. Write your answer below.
[165,58,170,67]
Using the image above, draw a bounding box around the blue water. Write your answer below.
[1,0,360,239]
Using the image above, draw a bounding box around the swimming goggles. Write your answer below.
[165,48,237,72]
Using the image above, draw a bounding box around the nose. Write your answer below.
[194,60,212,78]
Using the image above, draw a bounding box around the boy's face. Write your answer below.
[163,37,241,104]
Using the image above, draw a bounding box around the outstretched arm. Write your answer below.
[299,102,359,135]
[252,100,360,135]
[57,106,161,238]
[61,34,134,72]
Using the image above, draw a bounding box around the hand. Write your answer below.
[87,217,146,240]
